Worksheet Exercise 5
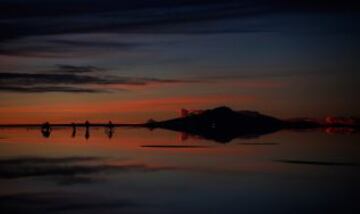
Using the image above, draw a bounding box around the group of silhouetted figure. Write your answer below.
[41,121,115,139]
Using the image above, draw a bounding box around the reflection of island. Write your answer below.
[145,106,359,143]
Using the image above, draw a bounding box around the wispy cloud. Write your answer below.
[0,86,107,93]
[0,156,101,165]
[0,156,180,180]
[0,192,140,213]
[0,36,144,57]
[0,0,357,43]
[55,65,104,73]
[275,159,360,167]
[0,65,197,93]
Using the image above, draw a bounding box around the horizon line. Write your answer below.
[0,123,143,127]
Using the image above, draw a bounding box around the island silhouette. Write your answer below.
[145,106,359,143]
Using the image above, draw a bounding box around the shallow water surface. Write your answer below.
[0,127,359,214]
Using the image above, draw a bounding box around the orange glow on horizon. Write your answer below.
[0,95,256,124]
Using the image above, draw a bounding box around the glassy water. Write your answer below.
[0,127,359,214]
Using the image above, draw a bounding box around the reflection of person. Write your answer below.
[85,121,90,140]
[41,122,51,138]
[71,122,76,138]
[85,128,90,139]
[105,121,114,139]
[105,127,113,139]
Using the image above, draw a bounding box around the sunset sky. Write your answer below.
[0,0,359,124]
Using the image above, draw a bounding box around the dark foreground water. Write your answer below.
[0,127,359,214]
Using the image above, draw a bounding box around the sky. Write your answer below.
[0,0,359,124]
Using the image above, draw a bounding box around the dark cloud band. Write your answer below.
[0,65,197,93]
[0,0,358,42]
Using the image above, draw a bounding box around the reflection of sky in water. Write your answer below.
[0,128,359,213]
